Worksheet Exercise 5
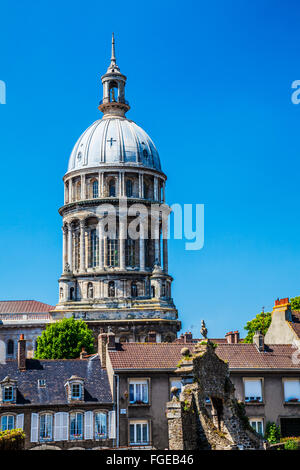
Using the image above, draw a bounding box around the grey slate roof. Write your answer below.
[0,355,112,405]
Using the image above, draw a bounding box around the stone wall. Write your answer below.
[166,341,266,450]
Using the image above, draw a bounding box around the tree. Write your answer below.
[290,296,300,310]
[243,311,272,343]
[35,317,94,359]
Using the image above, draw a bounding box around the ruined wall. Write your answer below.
[166,341,266,450]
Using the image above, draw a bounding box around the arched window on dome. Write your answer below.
[7,340,14,357]
[108,281,115,298]
[131,282,138,298]
[126,180,133,198]
[59,287,64,299]
[109,180,116,197]
[109,81,119,102]
[143,149,148,161]
[87,282,94,299]
[92,180,99,199]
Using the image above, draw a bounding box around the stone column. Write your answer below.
[163,181,166,202]
[62,225,68,271]
[81,174,86,200]
[98,171,102,197]
[119,215,126,270]
[139,220,145,271]
[98,219,103,269]
[79,220,86,272]
[154,222,160,265]
[119,172,123,197]
[163,238,168,273]
[68,223,73,270]
[154,177,158,201]
[68,178,72,203]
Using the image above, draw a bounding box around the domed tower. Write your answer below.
[52,35,181,342]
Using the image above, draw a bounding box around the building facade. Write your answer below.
[0,336,115,450]
[51,35,180,343]
[0,301,53,359]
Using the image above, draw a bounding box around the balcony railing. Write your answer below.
[99,98,129,106]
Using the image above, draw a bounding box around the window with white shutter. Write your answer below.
[108,410,116,439]
[30,413,39,443]
[284,379,300,402]
[244,379,263,403]
[95,412,107,440]
[84,411,93,440]
[16,413,24,430]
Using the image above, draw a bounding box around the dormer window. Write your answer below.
[71,383,82,400]
[0,376,17,404]
[65,376,84,403]
[4,386,14,402]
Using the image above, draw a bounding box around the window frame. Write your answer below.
[283,378,300,404]
[71,383,82,401]
[243,377,264,404]
[249,417,264,436]
[128,420,150,446]
[169,377,182,400]
[0,414,15,431]
[94,411,107,440]
[128,379,150,406]
[69,411,84,441]
[3,385,14,402]
[39,413,53,442]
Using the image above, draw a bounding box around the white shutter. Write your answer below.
[16,413,24,430]
[61,412,69,441]
[54,412,62,441]
[84,411,93,440]
[30,413,39,443]
[108,410,116,439]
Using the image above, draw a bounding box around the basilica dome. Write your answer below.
[66,116,161,174]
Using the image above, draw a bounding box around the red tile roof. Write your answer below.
[0,300,54,314]
[108,342,299,371]
[109,343,189,370]
[289,311,300,339]
[216,343,299,369]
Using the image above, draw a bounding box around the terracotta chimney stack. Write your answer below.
[18,334,26,371]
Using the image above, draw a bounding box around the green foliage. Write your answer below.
[283,439,298,450]
[290,296,300,310]
[265,422,281,444]
[35,317,94,359]
[0,429,25,450]
[243,311,272,343]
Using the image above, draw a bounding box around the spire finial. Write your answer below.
[111,32,116,65]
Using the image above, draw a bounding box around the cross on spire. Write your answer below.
[111,32,116,65]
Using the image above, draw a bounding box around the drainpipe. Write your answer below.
[116,374,120,448]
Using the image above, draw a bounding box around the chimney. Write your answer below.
[98,333,107,368]
[233,331,240,343]
[184,332,193,343]
[18,334,26,371]
[253,330,264,352]
[147,331,157,343]
[274,297,289,307]
[107,331,116,350]
[80,347,88,359]
[225,331,235,344]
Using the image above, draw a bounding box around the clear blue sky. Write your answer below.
[1,0,300,338]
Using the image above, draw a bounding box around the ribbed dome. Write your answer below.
[67,117,161,174]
